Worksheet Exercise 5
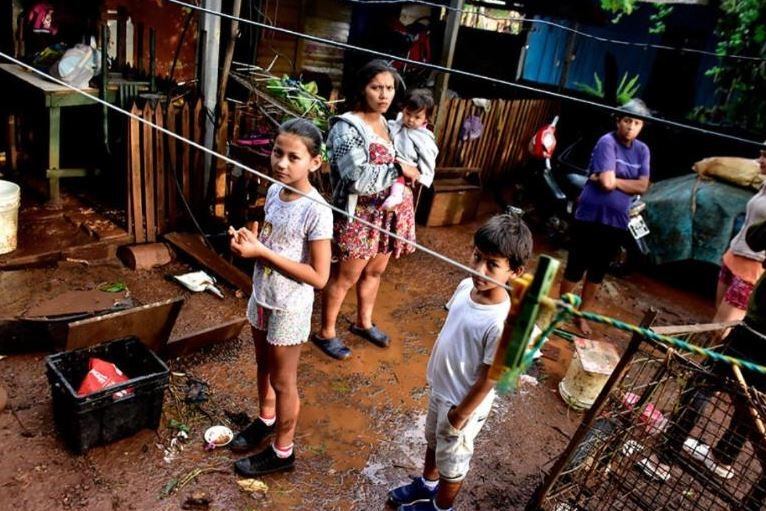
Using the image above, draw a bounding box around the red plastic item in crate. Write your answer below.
[77,358,133,399]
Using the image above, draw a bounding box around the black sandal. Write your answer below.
[312,334,352,360]
[349,324,390,348]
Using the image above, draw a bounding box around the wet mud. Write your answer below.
[0,218,713,510]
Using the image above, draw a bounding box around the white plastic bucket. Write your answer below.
[0,180,21,255]
[559,338,620,411]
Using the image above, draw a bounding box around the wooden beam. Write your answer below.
[165,318,247,358]
[434,0,464,110]
[652,320,741,336]
[65,297,184,353]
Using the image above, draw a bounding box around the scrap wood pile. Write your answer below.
[230,63,338,131]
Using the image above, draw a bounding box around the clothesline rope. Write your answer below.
[345,0,766,62]
[0,51,514,293]
[167,0,766,149]
[497,293,766,392]
[3,51,764,379]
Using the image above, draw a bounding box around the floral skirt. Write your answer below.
[334,187,416,261]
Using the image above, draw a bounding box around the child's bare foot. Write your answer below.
[573,316,592,336]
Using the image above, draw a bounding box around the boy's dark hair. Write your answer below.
[474,213,533,272]
[279,118,323,157]
[351,59,404,111]
[403,89,435,117]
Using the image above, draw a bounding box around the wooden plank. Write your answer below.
[129,104,145,243]
[154,103,166,235]
[473,101,496,169]
[65,297,184,354]
[126,111,134,238]
[214,103,229,219]
[166,103,178,229]
[142,102,157,242]
[652,320,741,336]
[165,318,247,358]
[164,232,252,293]
[447,99,466,165]
[181,102,191,203]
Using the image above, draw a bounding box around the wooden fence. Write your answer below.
[126,97,229,243]
[434,97,559,184]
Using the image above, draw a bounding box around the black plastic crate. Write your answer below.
[45,337,169,453]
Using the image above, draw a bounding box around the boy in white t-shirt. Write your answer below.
[388,213,534,511]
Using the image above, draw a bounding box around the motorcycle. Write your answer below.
[526,117,651,273]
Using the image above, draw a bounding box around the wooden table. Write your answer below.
[0,63,114,206]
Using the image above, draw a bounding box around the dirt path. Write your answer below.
[0,220,713,510]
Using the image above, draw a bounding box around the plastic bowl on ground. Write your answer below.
[204,425,234,447]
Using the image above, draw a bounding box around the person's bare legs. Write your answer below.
[559,278,578,298]
[435,480,463,509]
[355,252,392,330]
[421,447,462,509]
[253,327,276,418]
[715,278,727,310]
[559,278,593,336]
[423,447,438,481]
[574,277,601,336]
[318,258,367,339]
[268,343,303,449]
[712,299,746,341]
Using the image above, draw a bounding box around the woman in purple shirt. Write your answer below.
[560,99,652,335]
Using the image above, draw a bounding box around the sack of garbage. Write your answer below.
[77,358,132,399]
[693,156,764,190]
[50,42,101,89]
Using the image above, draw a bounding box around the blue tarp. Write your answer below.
[644,174,754,266]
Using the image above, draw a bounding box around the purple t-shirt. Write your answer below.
[574,132,651,230]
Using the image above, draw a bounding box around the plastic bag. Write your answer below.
[77,358,132,399]
[50,42,101,89]
[693,156,764,190]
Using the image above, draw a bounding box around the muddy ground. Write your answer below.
[0,218,714,510]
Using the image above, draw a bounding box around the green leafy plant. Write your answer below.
[649,4,674,34]
[616,72,641,105]
[600,0,637,23]
[695,0,766,133]
[576,72,604,99]
[600,0,672,33]
[576,72,641,105]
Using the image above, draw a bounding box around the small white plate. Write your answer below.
[204,425,233,447]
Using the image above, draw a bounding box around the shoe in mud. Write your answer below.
[234,446,295,476]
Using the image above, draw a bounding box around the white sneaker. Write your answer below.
[637,455,671,482]
[682,437,735,479]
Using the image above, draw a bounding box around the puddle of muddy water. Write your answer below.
[0,218,719,510]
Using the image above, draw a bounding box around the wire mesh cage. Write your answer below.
[530,318,766,511]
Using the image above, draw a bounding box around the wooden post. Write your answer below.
[166,103,178,229]
[214,102,228,219]
[217,0,242,109]
[201,0,222,192]
[154,103,166,234]
[434,0,464,110]
[142,102,156,242]
[129,104,145,243]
